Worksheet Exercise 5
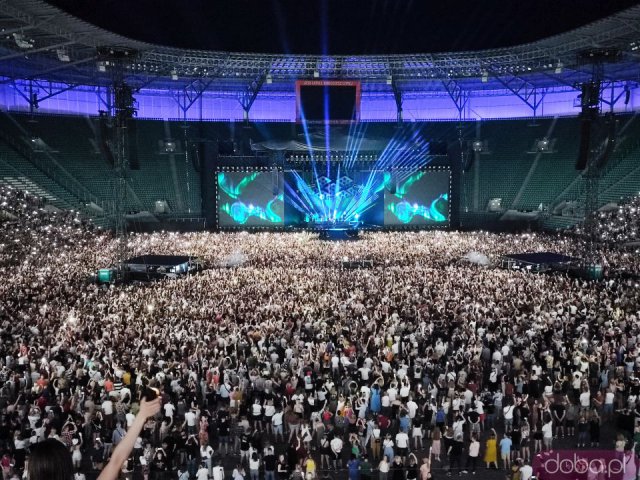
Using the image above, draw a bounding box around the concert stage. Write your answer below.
[313,221,361,241]
[500,252,578,273]
[123,255,201,280]
[318,228,360,241]
[500,252,606,279]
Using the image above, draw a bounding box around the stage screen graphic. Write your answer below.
[217,171,284,227]
[384,170,450,226]
[284,169,384,227]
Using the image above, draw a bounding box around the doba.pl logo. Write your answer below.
[532,450,638,480]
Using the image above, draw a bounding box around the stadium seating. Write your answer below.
[1,112,639,232]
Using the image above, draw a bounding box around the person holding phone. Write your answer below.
[27,397,161,480]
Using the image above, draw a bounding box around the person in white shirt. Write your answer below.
[249,452,261,480]
[395,431,409,462]
[232,465,245,480]
[579,387,591,413]
[378,456,390,480]
[184,410,197,435]
[163,401,175,419]
[541,418,553,451]
[212,462,225,480]
[604,390,615,419]
[196,463,210,480]
[271,409,284,442]
[463,435,480,474]
[406,398,418,419]
[201,443,214,476]
[101,399,114,430]
[125,412,135,428]
[520,462,533,480]
[503,403,515,432]
[330,436,343,469]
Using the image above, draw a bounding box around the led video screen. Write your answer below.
[217,171,284,227]
[384,170,450,226]
[296,80,361,123]
[284,169,384,227]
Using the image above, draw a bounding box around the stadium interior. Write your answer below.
[1,1,640,480]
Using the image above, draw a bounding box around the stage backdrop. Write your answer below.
[383,169,450,226]
[284,169,385,227]
[217,168,449,229]
[217,171,284,227]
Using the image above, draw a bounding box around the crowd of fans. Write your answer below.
[583,195,640,246]
[1,184,640,480]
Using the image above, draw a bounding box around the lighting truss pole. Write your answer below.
[98,47,138,275]
[582,62,604,267]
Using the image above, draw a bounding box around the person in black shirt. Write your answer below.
[264,447,277,480]
[391,456,405,480]
[240,433,251,465]
[185,435,200,478]
[276,454,288,480]
[406,454,419,480]
[150,448,168,480]
[447,433,464,476]
[511,426,521,463]
[218,407,231,454]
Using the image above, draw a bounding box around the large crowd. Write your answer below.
[1,184,640,480]
[585,195,640,246]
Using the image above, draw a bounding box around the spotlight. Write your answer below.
[13,33,34,49]
[56,48,70,62]
[536,138,550,152]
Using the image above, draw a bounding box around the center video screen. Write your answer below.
[284,169,385,226]
[384,170,450,226]
[217,171,284,227]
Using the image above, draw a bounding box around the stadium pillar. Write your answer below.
[448,132,464,230]
[201,140,218,230]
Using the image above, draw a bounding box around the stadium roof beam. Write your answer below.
[172,78,213,120]
[9,80,79,113]
[238,70,268,121]
[600,80,638,110]
[6,78,80,112]
[442,78,469,120]
[487,69,546,115]
[428,55,470,119]
[0,1,638,90]
[95,85,111,112]
[389,75,403,123]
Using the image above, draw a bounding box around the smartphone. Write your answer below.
[144,387,159,401]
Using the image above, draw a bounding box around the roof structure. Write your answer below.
[0,0,638,104]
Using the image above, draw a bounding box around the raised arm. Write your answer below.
[97,398,161,480]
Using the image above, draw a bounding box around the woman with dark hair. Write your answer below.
[27,398,161,480]
[28,439,75,480]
